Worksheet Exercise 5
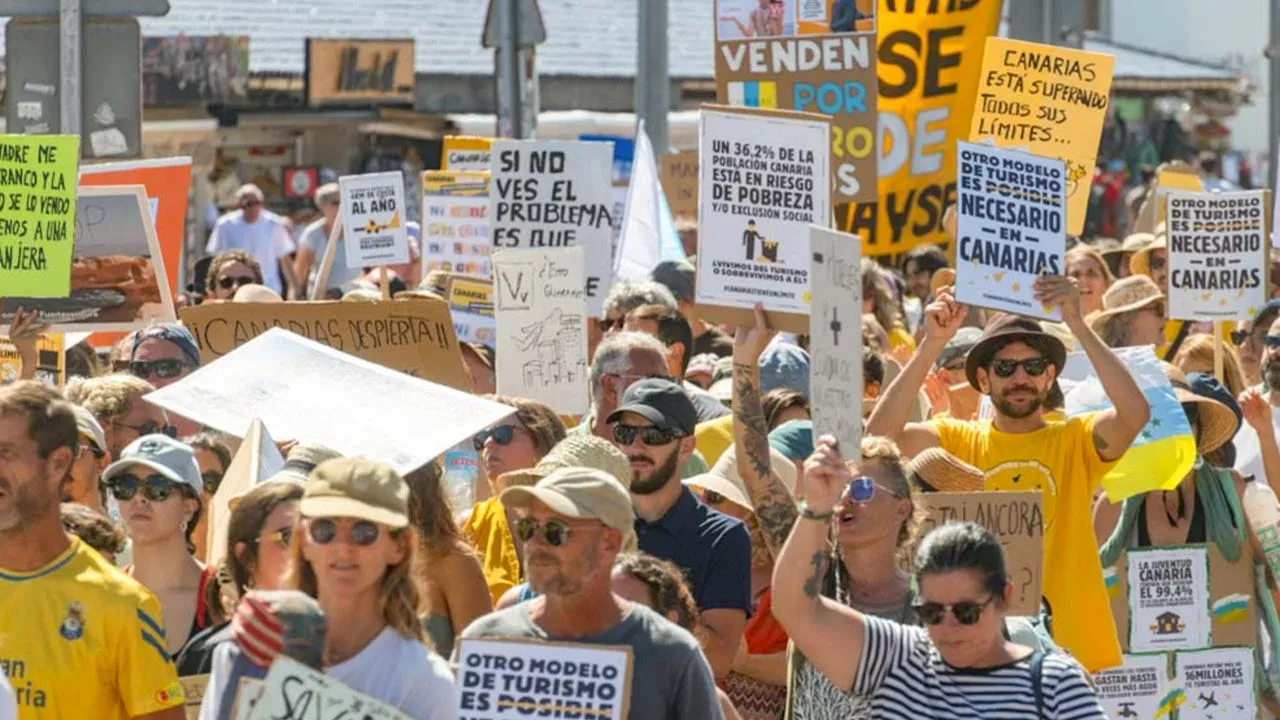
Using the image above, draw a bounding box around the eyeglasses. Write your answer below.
[257,526,293,547]
[473,424,517,451]
[128,359,190,380]
[109,473,187,502]
[989,357,1051,378]
[201,470,223,495]
[217,275,256,291]
[307,518,381,546]
[611,422,681,447]
[515,516,592,547]
[114,420,179,439]
[1264,335,1280,349]
[846,476,900,504]
[913,597,995,626]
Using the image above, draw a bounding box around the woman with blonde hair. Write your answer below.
[861,259,915,354]
[1175,333,1248,399]
[1065,244,1115,316]
[287,457,455,717]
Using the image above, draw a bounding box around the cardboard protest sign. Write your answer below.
[696,106,830,332]
[1166,190,1268,321]
[456,638,633,720]
[493,247,589,416]
[1,185,176,332]
[954,142,1067,320]
[660,151,698,221]
[970,37,1115,235]
[339,171,411,268]
[0,135,79,297]
[490,140,614,317]
[422,171,492,277]
[808,226,862,451]
[448,275,496,347]
[1092,654,1169,720]
[145,328,514,475]
[1134,166,1203,234]
[179,297,469,390]
[246,657,410,720]
[231,678,264,720]
[1127,546,1211,652]
[443,135,493,172]
[916,491,1043,615]
[205,418,285,568]
[0,333,64,388]
[179,674,209,720]
[1174,646,1255,719]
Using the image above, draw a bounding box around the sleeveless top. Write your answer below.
[125,563,217,659]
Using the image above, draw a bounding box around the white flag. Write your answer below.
[614,121,683,281]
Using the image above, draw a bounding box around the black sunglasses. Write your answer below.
[307,518,381,546]
[115,420,179,439]
[473,424,517,452]
[217,275,256,291]
[1231,329,1249,346]
[201,470,223,496]
[109,473,187,503]
[1264,335,1280,349]
[611,422,681,447]
[515,516,583,547]
[128,359,189,380]
[913,597,994,626]
[1148,256,1166,271]
[990,357,1051,379]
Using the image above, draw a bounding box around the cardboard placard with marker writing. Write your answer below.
[808,225,862,452]
[660,151,699,221]
[0,134,79,297]
[246,657,410,720]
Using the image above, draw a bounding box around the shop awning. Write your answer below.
[444,109,703,151]
[1084,36,1249,94]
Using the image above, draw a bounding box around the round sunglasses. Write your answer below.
[473,424,517,452]
[307,518,381,547]
[515,516,582,547]
[109,473,188,503]
[913,597,994,626]
[217,275,256,291]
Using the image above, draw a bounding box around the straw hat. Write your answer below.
[496,435,632,491]
[1129,234,1167,278]
[340,287,382,303]
[907,447,984,493]
[683,442,797,513]
[1120,232,1156,255]
[1162,363,1239,456]
[1087,275,1165,336]
[964,315,1067,391]
[1092,237,1122,256]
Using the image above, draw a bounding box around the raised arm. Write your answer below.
[1241,390,1280,495]
[7,307,49,381]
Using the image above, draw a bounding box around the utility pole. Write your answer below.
[636,0,670,154]
[502,0,523,138]
[59,0,81,135]
[484,0,546,138]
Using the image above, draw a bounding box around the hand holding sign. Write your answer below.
[803,435,851,512]
[732,304,777,364]
[923,288,967,345]
[1033,275,1083,328]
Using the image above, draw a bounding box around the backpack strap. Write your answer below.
[1030,650,1047,718]
[1163,320,1193,361]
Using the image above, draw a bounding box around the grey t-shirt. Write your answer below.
[458,603,723,720]
[300,218,362,296]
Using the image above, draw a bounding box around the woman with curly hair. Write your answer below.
[205,249,264,301]
[861,259,915,354]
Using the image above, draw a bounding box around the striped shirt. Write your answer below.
[852,617,1106,719]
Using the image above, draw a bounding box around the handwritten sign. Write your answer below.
[0,333,63,388]
[492,247,589,416]
[456,638,633,720]
[0,134,79,296]
[179,298,469,390]
[916,490,1043,615]
[970,37,1114,235]
[954,141,1066,320]
[339,171,410,268]
[1127,546,1211,652]
[659,151,698,221]
[1092,654,1168,720]
[246,657,410,720]
[422,171,491,277]
[443,135,493,173]
[1166,190,1267,321]
[1174,646,1255,720]
[449,276,496,346]
[809,225,862,451]
[490,140,614,317]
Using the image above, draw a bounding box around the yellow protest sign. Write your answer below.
[849,0,1001,256]
[441,136,492,173]
[0,135,79,296]
[0,333,64,388]
[970,37,1115,235]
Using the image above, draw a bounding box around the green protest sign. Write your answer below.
[0,135,79,297]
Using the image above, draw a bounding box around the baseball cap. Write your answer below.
[760,342,810,398]
[263,443,343,487]
[131,323,201,367]
[650,259,695,303]
[72,405,107,455]
[936,327,983,370]
[502,467,636,536]
[301,457,409,529]
[498,435,632,490]
[101,434,202,495]
[606,378,697,437]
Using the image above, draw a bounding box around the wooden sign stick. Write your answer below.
[1214,321,1225,383]
[310,211,343,301]
[379,266,391,300]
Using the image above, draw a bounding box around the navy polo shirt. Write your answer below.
[636,486,753,616]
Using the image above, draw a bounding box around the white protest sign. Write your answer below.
[1127,546,1211,652]
[1092,654,1168,720]
[456,638,632,720]
[144,328,514,475]
[422,171,492,278]
[339,171,411,268]
[955,141,1067,321]
[206,418,285,568]
[490,140,615,317]
[1166,190,1267,321]
[246,657,410,720]
[1174,646,1255,719]
[696,108,829,320]
[492,247,589,416]
[808,226,862,451]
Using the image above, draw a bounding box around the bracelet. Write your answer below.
[798,500,835,522]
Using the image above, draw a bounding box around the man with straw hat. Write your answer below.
[1128,229,1235,360]
[866,275,1150,673]
[1087,275,1167,351]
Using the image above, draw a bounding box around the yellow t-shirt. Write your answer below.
[0,538,184,719]
[888,325,917,353]
[462,496,522,606]
[933,414,1122,673]
[694,415,735,468]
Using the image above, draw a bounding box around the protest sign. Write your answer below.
[443,448,481,512]
[1,185,175,332]
[146,328,513,475]
[0,333,63,388]
[443,135,493,173]
[1166,190,1267,321]
[179,297,469,390]
[916,491,1043,615]
[205,418,285,568]
[232,679,264,720]
[660,151,698,221]
[339,171,411,268]
[0,135,79,296]
[849,0,1000,254]
[1173,646,1255,720]
[422,171,491,277]
[1092,654,1168,720]
[1135,168,1204,234]
[246,657,409,720]
[492,247,589,416]
[456,638,632,720]
[954,141,1067,320]
[1127,546,1211,652]
[179,674,209,720]
[448,275,496,347]
[809,226,862,451]
[969,37,1115,235]
[490,140,614,317]
[714,0,877,212]
[696,106,829,332]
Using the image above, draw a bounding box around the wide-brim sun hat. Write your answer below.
[1086,275,1166,336]
[907,447,984,493]
[964,314,1067,392]
[1129,234,1168,279]
[1162,364,1240,456]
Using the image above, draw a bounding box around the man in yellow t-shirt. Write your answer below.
[0,381,184,720]
[867,276,1151,673]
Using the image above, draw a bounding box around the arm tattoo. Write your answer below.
[733,362,799,556]
[802,550,829,599]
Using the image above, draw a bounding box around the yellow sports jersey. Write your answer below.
[933,413,1122,673]
[694,415,734,468]
[0,538,184,719]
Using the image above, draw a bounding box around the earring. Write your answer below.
[180,520,188,533]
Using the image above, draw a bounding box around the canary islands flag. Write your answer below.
[1060,345,1196,502]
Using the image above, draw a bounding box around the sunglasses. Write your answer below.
[473,424,517,451]
[1230,329,1250,346]
[1264,335,1280,349]
[989,357,1051,379]
[79,443,104,460]
[109,473,187,503]
[942,359,967,372]
[217,275,255,291]
[913,597,994,626]
[128,359,189,380]
[611,422,681,447]
[201,470,223,496]
[257,526,293,547]
[515,516,589,547]
[1148,256,1166,271]
[115,420,179,439]
[847,476,899,504]
[307,518,381,546]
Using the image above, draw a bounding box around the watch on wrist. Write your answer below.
[798,499,835,522]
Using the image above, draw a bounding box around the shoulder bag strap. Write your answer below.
[1163,320,1193,362]
[1030,650,1047,718]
